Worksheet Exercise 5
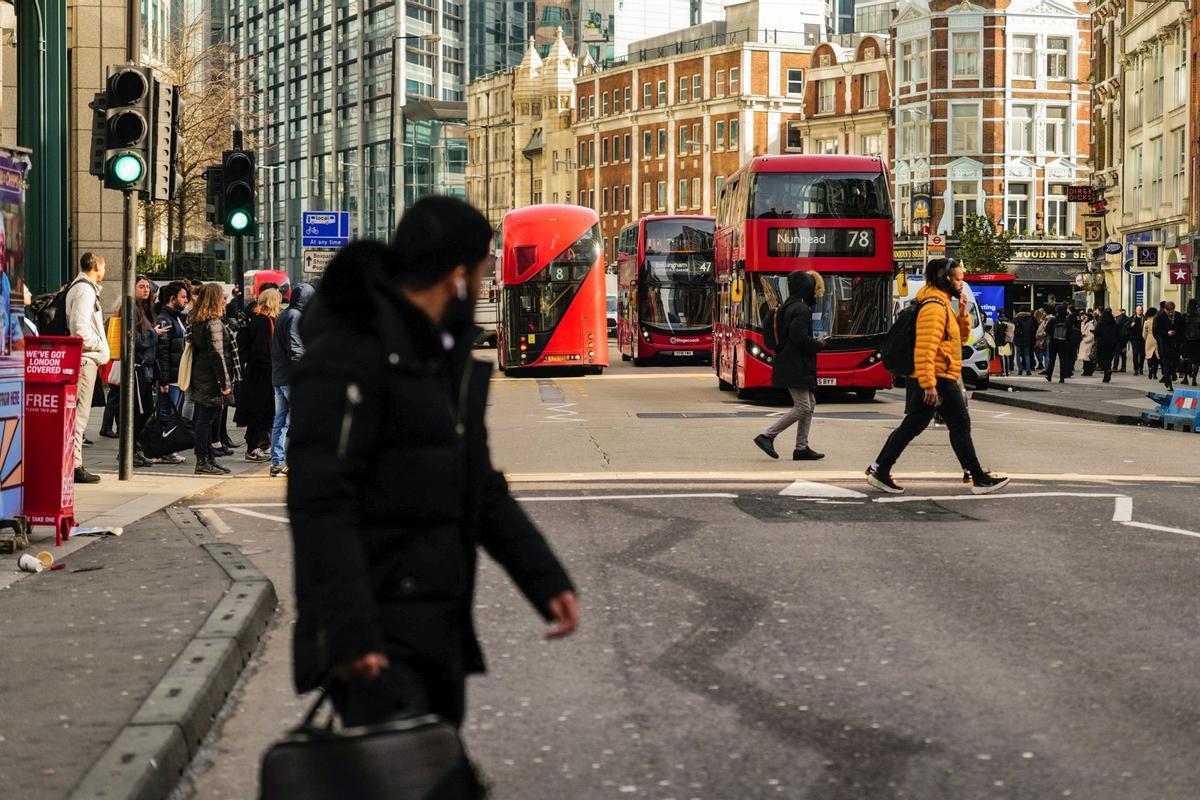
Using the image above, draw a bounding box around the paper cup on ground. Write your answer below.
[36,551,54,568]
[18,554,43,573]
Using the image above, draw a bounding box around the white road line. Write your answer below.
[504,471,1200,485]
[1112,495,1133,523]
[222,507,291,524]
[191,502,288,509]
[1121,521,1200,539]
[779,480,867,499]
[195,509,233,535]
[517,493,738,503]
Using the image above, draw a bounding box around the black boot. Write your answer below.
[753,434,779,459]
[792,447,825,461]
[195,458,223,476]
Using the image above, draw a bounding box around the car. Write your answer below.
[606,293,618,338]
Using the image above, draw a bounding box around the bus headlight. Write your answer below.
[640,327,651,342]
[746,340,773,364]
[857,351,882,368]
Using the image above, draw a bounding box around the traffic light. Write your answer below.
[149,80,184,202]
[204,164,224,225]
[222,148,256,235]
[102,65,153,192]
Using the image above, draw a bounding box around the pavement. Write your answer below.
[0,416,277,799]
[971,362,1194,426]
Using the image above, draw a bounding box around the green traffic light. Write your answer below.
[110,153,144,185]
[227,209,251,231]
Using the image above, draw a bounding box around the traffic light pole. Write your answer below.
[233,235,245,307]
[118,0,140,481]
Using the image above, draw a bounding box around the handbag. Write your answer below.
[260,687,483,800]
[106,359,122,386]
[998,343,1013,357]
[141,408,195,458]
[177,340,194,392]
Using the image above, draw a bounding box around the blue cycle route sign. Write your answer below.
[301,211,350,248]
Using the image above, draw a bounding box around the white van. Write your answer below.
[893,275,991,388]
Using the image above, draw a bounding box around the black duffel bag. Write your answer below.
[260,689,484,800]
[140,408,195,458]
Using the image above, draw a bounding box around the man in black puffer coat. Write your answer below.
[753,270,828,460]
[287,196,577,730]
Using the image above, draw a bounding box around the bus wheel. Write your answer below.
[633,357,650,367]
[718,377,734,391]
[585,366,604,375]
[736,387,755,400]
[855,389,876,401]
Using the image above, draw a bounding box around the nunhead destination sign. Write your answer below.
[768,227,876,258]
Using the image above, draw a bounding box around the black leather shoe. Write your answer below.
[99,430,118,439]
[753,434,779,459]
[792,447,825,461]
[74,467,101,484]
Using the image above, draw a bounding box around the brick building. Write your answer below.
[572,28,818,262]
[1088,0,1123,300]
[891,0,1092,311]
[789,36,891,161]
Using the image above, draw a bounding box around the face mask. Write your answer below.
[442,276,477,334]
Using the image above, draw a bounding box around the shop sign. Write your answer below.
[1083,218,1104,246]
[1102,242,1122,255]
[1012,246,1087,261]
[894,245,924,261]
[1132,243,1161,272]
[1169,263,1193,285]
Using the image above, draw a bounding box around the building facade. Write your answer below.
[891,0,1092,311]
[789,36,891,162]
[230,0,469,276]
[1089,0,1122,304]
[466,69,517,230]
[573,27,815,261]
[1117,0,1191,310]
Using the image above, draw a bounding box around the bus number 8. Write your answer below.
[848,230,871,249]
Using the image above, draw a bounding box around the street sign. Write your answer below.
[1066,185,1094,203]
[303,248,335,277]
[301,210,350,248]
[1169,263,1193,285]
[1132,242,1161,272]
[1102,241,1122,255]
[927,233,946,254]
[912,193,931,221]
[920,224,931,236]
[1083,218,1103,246]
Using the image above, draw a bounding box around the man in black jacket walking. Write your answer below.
[268,282,313,476]
[753,270,827,461]
[287,197,577,730]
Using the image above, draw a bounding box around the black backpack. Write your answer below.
[761,305,784,351]
[1051,319,1069,342]
[881,299,946,376]
[32,283,73,335]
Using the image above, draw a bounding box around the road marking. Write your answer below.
[191,502,288,509]
[195,509,233,535]
[779,480,867,499]
[1122,521,1200,540]
[544,402,584,422]
[503,470,1200,485]
[517,492,738,503]
[222,507,291,524]
[1112,495,1133,523]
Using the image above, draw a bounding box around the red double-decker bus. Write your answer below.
[713,155,893,399]
[497,204,608,375]
[614,215,716,365]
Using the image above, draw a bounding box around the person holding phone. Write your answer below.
[866,258,1008,495]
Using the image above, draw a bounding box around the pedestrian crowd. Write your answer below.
[989,299,1199,390]
[29,252,314,482]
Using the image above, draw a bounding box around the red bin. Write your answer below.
[24,336,83,546]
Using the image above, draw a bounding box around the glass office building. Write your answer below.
[228,0,468,275]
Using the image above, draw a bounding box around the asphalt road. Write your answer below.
[170,346,1200,800]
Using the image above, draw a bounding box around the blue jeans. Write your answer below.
[1015,345,1033,374]
[271,385,290,466]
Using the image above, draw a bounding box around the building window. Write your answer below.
[679,76,689,103]
[657,80,666,105]
[786,120,802,151]
[1173,127,1186,214]
[715,175,725,202]
[691,123,701,153]
[678,126,689,155]
[588,96,595,117]
[643,82,652,106]
[602,187,609,213]
[692,74,701,100]
[787,68,805,95]
[601,91,609,115]
[1150,43,1164,118]
[861,133,882,156]
[642,181,651,209]
[658,128,667,157]
[578,141,586,167]
[818,79,836,113]
[715,120,726,150]
[1047,184,1068,236]
[1012,34,1034,78]
[1175,30,1187,108]
[601,137,610,164]
[715,69,725,96]
[551,149,558,174]
[678,179,688,209]
[613,135,621,162]
[692,177,700,209]
[817,137,839,154]
[952,181,978,229]
[729,67,739,94]
[862,73,879,107]
[1044,106,1067,153]
[624,185,630,210]
[1131,144,1143,210]
[952,32,979,78]
[624,133,631,161]
[579,96,587,118]
[1011,104,1033,152]
[657,180,666,210]
[643,130,652,159]
[624,86,631,111]
[951,103,980,154]
[899,117,915,157]
[729,119,739,149]
[898,184,912,233]
[1045,36,1069,79]
[1006,183,1030,234]
[901,39,927,83]
[1150,135,1163,210]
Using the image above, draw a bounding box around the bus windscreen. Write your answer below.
[746,273,890,345]
[752,173,891,220]
[642,220,715,331]
[510,225,600,334]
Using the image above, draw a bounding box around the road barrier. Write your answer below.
[1141,388,1200,433]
